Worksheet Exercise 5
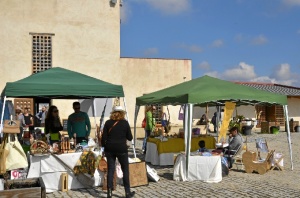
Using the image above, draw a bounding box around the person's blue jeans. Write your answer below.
[105,152,131,193]
[142,129,151,151]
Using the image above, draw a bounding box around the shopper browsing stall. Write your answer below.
[142,105,156,154]
[101,106,135,198]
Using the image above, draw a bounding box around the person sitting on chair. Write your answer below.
[223,126,244,169]
[198,140,209,153]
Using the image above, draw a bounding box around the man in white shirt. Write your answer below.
[36,106,47,127]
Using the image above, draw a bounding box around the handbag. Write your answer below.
[146,165,160,182]
[178,105,184,120]
[141,117,146,128]
[116,163,123,178]
[0,134,9,174]
[161,113,168,127]
[5,134,28,170]
[3,120,20,133]
[98,156,107,172]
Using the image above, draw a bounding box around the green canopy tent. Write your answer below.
[1,67,124,99]
[0,67,137,157]
[134,75,292,176]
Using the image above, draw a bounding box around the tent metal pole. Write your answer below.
[283,105,293,170]
[123,97,136,159]
[133,105,140,152]
[0,96,7,135]
[92,98,97,139]
[216,106,221,137]
[184,104,193,178]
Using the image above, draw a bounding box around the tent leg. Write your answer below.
[184,104,193,179]
[123,98,136,159]
[283,105,293,170]
[0,96,7,135]
[92,98,97,140]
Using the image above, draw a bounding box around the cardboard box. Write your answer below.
[129,162,148,187]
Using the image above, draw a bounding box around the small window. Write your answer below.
[30,33,54,74]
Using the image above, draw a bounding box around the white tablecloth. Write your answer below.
[173,154,222,183]
[27,152,103,193]
[145,142,177,166]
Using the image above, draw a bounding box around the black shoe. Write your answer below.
[126,191,135,198]
[143,150,146,154]
[107,188,112,198]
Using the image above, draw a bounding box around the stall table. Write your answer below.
[145,136,216,166]
[173,153,222,182]
[27,152,103,193]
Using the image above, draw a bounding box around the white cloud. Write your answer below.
[211,39,224,48]
[205,62,299,86]
[143,48,158,56]
[271,63,292,80]
[282,0,300,6]
[250,76,297,86]
[203,71,219,78]
[145,0,190,15]
[197,61,211,70]
[222,62,257,81]
[176,43,203,53]
[251,35,268,45]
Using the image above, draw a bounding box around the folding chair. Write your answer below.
[256,138,269,160]
[224,144,243,170]
[270,152,284,171]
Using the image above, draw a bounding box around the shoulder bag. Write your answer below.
[98,121,119,172]
[103,121,119,146]
[178,105,184,120]
[5,134,28,170]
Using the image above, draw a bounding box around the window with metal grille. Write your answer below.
[30,33,54,74]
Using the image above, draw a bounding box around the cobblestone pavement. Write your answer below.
[47,131,300,198]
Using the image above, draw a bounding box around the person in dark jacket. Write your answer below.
[101,106,135,198]
[45,105,63,145]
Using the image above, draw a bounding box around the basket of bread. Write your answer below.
[30,140,49,155]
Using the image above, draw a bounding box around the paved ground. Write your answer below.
[46,131,300,198]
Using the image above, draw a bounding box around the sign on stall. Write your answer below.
[11,169,27,180]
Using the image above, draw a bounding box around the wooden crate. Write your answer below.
[285,121,299,132]
[261,121,275,133]
[129,162,148,187]
[0,177,46,198]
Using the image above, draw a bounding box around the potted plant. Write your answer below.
[228,115,245,132]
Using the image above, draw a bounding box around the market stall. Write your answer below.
[27,152,103,193]
[145,136,215,165]
[0,67,131,192]
[134,75,292,180]
[173,153,222,182]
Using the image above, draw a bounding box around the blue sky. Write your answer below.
[120,0,300,87]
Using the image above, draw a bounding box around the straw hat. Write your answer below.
[111,106,126,113]
[16,106,22,111]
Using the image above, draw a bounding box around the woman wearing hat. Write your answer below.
[101,106,135,198]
